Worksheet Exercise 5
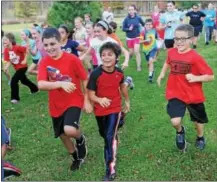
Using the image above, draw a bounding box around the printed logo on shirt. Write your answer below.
[9,51,20,64]
[170,60,192,74]
[62,48,72,54]
[47,66,72,82]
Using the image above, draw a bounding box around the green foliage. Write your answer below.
[176,1,200,10]
[14,2,38,19]
[47,1,102,29]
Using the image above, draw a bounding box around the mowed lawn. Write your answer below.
[1,23,217,181]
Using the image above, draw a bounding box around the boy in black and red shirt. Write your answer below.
[157,24,214,151]
[87,42,130,181]
[3,33,38,103]
[37,28,93,171]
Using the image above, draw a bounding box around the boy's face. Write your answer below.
[174,31,192,52]
[145,22,153,30]
[167,2,175,12]
[101,49,116,68]
[192,5,198,12]
[43,37,61,59]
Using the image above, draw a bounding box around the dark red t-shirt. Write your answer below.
[87,66,124,116]
[166,48,213,104]
[4,45,27,70]
[37,52,87,117]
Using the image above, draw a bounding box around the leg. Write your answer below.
[27,63,38,75]
[59,134,76,154]
[187,103,208,150]
[167,99,186,150]
[128,48,134,59]
[10,70,22,101]
[104,113,120,179]
[205,26,209,44]
[19,68,38,93]
[134,43,141,71]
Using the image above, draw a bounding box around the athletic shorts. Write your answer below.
[126,38,140,49]
[193,26,202,37]
[167,98,208,124]
[52,107,81,138]
[32,59,39,64]
[144,48,158,62]
[164,39,174,49]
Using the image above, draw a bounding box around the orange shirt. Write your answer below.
[109,33,123,47]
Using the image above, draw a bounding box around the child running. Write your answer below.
[20,29,41,75]
[3,33,38,104]
[58,24,86,57]
[87,42,130,181]
[157,24,214,151]
[139,19,158,83]
[37,28,93,171]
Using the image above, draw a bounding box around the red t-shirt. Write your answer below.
[87,66,124,116]
[37,52,88,117]
[155,21,165,39]
[4,45,27,70]
[166,48,213,104]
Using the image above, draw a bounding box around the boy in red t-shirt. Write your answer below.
[157,24,214,151]
[87,42,130,181]
[3,33,38,103]
[37,28,93,171]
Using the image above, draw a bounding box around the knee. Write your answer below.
[171,118,181,127]
[64,125,79,137]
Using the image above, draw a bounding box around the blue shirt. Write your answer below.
[61,39,79,57]
[122,14,145,38]
[21,39,41,60]
[160,11,185,39]
[203,9,216,27]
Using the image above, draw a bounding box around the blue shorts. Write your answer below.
[1,116,9,146]
[144,48,157,62]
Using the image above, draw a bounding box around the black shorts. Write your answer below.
[52,107,81,138]
[32,59,39,64]
[164,39,174,49]
[193,26,201,37]
[167,99,208,124]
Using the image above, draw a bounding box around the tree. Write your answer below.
[176,1,200,10]
[14,2,38,20]
[47,1,102,29]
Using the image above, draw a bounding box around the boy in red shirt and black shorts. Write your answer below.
[87,42,130,181]
[37,28,93,171]
[157,24,214,151]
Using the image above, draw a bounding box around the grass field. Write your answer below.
[1,23,217,181]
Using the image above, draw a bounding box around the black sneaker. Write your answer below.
[193,45,197,49]
[148,76,153,83]
[103,173,116,181]
[70,159,84,171]
[205,42,209,45]
[195,137,206,150]
[76,135,87,160]
[176,126,186,151]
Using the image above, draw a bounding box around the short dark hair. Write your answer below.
[145,19,153,24]
[167,1,175,6]
[99,42,121,59]
[42,27,61,42]
[5,33,16,45]
[192,4,198,8]
[175,24,194,38]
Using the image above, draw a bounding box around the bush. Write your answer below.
[47,1,102,30]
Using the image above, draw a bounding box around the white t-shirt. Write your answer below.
[102,11,114,23]
[90,37,117,65]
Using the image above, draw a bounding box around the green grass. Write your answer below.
[2,23,217,181]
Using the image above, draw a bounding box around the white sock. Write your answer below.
[149,72,152,77]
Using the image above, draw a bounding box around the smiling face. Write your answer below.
[167,2,175,12]
[101,49,116,68]
[174,31,192,52]
[43,37,62,59]
[31,28,40,41]
[2,37,11,48]
[20,31,28,41]
[145,22,153,31]
[85,24,94,36]
[94,25,107,39]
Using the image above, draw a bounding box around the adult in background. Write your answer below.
[102,6,114,24]
[159,1,184,49]
[122,4,144,71]
[203,3,216,45]
[186,4,206,49]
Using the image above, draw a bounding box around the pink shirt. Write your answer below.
[86,36,98,66]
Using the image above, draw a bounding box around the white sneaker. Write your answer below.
[124,76,134,90]
[11,100,18,104]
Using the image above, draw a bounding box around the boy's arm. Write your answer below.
[157,61,169,87]
[88,90,111,108]
[185,74,214,83]
[120,46,129,70]
[81,80,93,113]
[120,83,130,113]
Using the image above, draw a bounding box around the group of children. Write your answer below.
[1,3,215,181]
